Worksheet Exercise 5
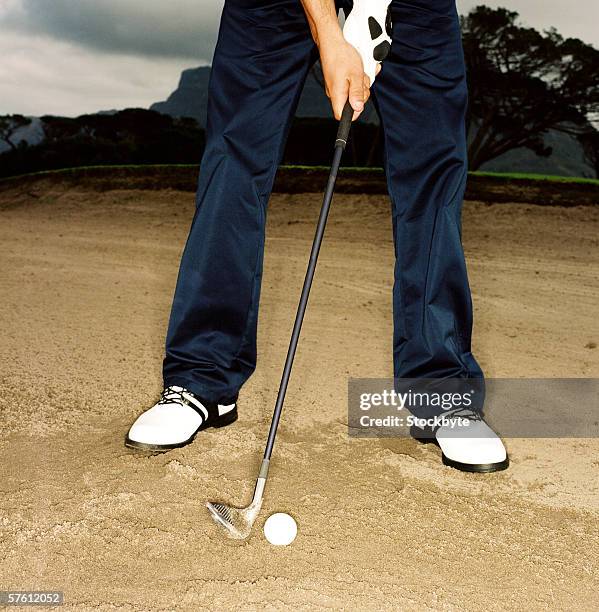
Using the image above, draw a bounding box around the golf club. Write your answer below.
[206,100,354,539]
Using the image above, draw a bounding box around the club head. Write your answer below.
[207,466,269,540]
[206,499,263,540]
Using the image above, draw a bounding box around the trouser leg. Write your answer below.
[163,0,317,403]
[372,0,484,408]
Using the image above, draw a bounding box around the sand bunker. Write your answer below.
[1,184,598,610]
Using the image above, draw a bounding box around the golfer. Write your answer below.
[126,0,508,473]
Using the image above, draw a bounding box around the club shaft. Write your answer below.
[263,102,353,460]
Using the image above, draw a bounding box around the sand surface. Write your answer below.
[1,183,598,610]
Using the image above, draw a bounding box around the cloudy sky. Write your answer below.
[0,0,597,117]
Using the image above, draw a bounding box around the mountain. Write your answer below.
[479,127,594,178]
[151,67,212,126]
[150,65,379,127]
[151,66,595,178]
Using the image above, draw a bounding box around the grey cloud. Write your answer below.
[457,0,598,47]
[1,0,224,62]
[1,0,596,65]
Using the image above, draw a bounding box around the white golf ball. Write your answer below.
[263,513,297,546]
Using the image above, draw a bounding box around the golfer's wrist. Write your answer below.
[301,0,342,47]
[314,21,344,49]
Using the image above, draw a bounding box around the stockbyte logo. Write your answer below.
[358,413,474,430]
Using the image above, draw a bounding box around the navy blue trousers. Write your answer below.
[163,0,484,405]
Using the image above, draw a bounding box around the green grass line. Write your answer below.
[0,163,197,181]
[0,163,597,186]
[469,171,599,185]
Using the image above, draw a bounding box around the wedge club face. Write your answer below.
[206,496,263,540]
[206,467,268,540]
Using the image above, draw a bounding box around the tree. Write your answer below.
[461,6,599,170]
[0,109,208,178]
[0,114,32,151]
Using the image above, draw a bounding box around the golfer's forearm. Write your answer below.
[300,0,343,46]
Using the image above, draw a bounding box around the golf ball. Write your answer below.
[263,513,297,546]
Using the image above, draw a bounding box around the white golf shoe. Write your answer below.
[413,408,509,473]
[125,385,237,452]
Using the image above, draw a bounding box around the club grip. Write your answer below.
[335,100,354,149]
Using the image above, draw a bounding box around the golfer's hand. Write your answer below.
[318,33,372,121]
